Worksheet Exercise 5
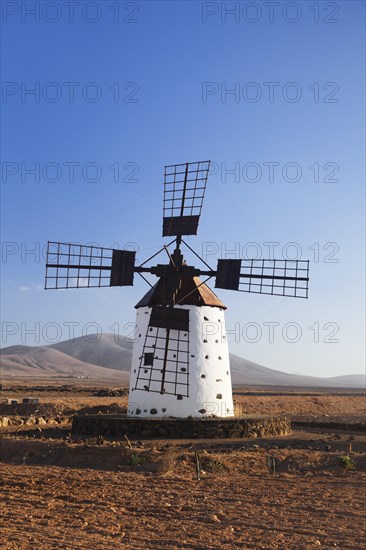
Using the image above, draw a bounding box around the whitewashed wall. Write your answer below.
[127,304,234,418]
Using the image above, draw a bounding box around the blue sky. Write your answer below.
[1,0,365,377]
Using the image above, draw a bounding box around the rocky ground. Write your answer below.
[0,381,365,549]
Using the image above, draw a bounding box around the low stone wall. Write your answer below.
[72,414,291,439]
[0,415,70,428]
[0,403,58,417]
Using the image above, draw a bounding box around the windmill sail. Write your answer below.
[45,241,135,289]
[215,258,309,298]
[162,160,210,236]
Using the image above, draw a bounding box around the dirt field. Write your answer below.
[0,380,365,549]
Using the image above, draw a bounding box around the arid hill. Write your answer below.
[0,342,127,382]
[1,333,364,387]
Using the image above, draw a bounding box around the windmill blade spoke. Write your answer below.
[45,241,136,289]
[162,160,210,236]
[215,258,309,298]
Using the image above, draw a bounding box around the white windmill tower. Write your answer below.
[128,260,234,419]
[45,160,309,419]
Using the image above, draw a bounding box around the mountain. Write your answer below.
[324,373,365,387]
[50,333,133,371]
[229,354,365,388]
[1,334,364,387]
[0,343,128,382]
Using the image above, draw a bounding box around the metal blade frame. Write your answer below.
[162,160,210,236]
[239,259,309,298]
[45,241,135,289]
[214,258,309,298]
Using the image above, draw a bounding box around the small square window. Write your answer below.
[144,352,154,366]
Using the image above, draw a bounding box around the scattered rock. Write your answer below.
[25,417,37,426]
[0,416,10,427]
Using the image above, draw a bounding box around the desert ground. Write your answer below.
[0,378,365,549]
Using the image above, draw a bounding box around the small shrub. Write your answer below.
[202,456,228,472]
[337,454,354,470]
[129,453,145,466]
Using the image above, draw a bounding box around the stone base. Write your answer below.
[72,414,291,439]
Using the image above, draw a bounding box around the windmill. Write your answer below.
[45,160,309,419]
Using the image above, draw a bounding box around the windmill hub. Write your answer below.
[149,262,200,281]
[45,160,309,420]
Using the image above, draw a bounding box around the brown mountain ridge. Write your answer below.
[1,333,364,387]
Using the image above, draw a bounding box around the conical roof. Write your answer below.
[135,276,226,309]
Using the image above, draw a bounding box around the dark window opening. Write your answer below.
[144,352,154,366]
[216,393,222,399]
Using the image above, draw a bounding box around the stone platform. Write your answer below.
[72,414,291,439]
